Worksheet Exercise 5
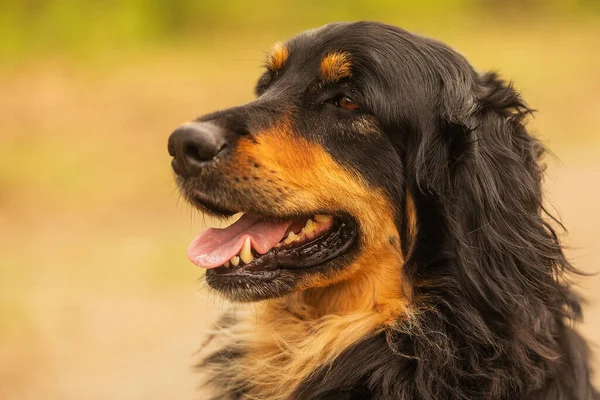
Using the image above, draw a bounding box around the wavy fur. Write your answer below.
[184,22,598,400]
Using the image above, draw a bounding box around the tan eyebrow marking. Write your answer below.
[320,51,352,82]
[266,42,289,72]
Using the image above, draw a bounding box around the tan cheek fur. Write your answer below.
[234,124,392,247]
[201,125,409,399]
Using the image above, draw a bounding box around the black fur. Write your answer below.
[292,23,598,400]
[188,22,597,399]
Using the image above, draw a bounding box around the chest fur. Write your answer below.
[197,302,401,400]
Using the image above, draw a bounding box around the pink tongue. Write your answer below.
[187,214,293,269]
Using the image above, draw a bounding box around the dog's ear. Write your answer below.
[404,71,577,320]
[392,69,592,400]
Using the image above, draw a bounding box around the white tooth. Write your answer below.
[284,231,298,244]
[240,237,253,264]
[314,214,332,223]
[302,219,316,233]
[230,255,240,267]
[224,260,230,267]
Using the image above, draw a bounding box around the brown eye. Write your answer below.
[336,95,359,110]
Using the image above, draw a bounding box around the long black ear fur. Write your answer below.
[401,71,598,399]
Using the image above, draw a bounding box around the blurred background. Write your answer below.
[1,1,599,399]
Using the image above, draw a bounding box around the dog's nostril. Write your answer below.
[184,143,215,163]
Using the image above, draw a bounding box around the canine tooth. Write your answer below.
[284,231,298,244]
[230,255,240,267]
[314,214,332,223]
[240,237,253,264]
[302,218,317,233]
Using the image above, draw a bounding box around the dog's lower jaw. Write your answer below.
[198,244,407,400]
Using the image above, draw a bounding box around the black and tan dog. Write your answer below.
[168,22,598,400]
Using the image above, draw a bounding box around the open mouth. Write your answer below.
[188,213,357,278]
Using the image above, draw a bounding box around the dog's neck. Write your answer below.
[200,239,408,400]
[275,235,407,315]
[293,269,406,319]
[230,259,406,400]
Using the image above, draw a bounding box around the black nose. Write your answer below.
[168,122,228,176]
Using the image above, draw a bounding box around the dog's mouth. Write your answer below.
[188,211,357,277]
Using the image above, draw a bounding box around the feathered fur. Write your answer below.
[181,22,598,400]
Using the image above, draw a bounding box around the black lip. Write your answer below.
[188,193,238,217]
[206,218,357,278]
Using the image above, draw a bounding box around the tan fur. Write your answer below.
[267,42,289,72]
[200,279,407,399]
[320,51,352,82]
[198,122,408,399]
[402,191,418,301]
[405,190,417,247]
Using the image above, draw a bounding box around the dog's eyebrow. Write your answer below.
[266,42,289,72]
[320,51,352,82]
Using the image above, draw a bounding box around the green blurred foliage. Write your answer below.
[1,0,599,62]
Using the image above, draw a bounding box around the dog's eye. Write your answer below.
[334,95,359,111]
[255,84,268,96]
[255,72,272,96]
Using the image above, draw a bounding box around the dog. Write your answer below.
[168,21,598,400]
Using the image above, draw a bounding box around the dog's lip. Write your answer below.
[182,189,359,276]
[189,213,348,269]
[206,216,357,277]
[188,192,238,217]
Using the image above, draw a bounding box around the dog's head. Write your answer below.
[169,22,554,307]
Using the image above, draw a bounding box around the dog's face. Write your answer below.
[168,22,472,302]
